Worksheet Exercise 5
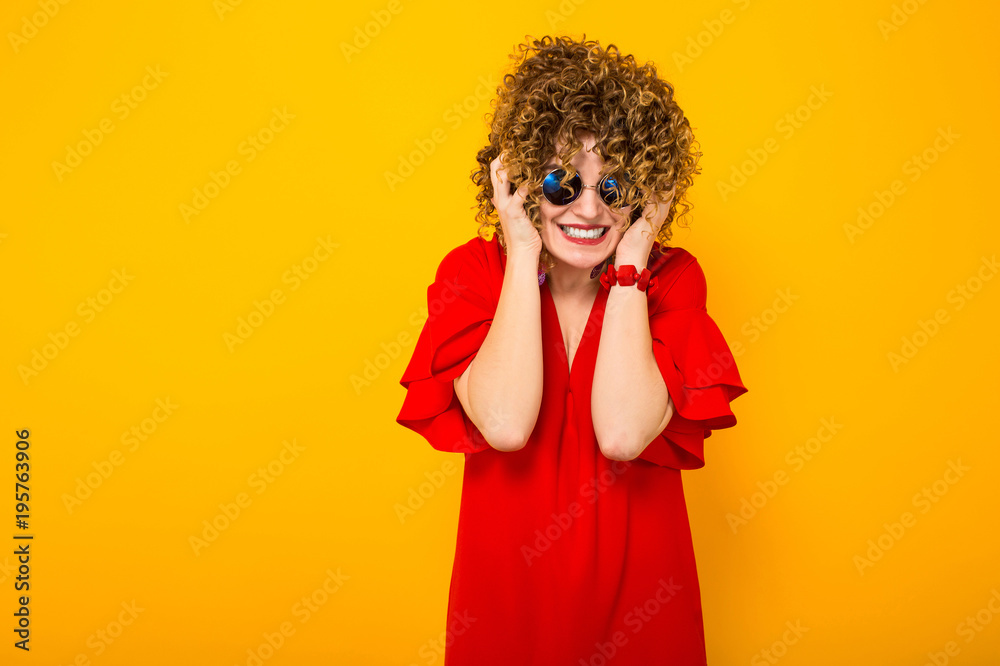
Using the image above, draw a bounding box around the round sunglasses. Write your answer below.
[540,167,627,207]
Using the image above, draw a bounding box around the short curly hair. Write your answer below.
[471,34,702,272]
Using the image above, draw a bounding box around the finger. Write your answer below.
[650,200,670,234]
[490,155,508,207]
[658,187,675,223]
[494,153,510,200]
[661,184,676,208]
[511,180,529,204]
[640,199,657,223]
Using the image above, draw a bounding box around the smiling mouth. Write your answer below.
[558,224,609,240]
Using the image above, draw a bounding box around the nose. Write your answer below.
[571,185,603,220]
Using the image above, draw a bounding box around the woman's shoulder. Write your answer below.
[647,243,707,310]
[648,242,700,282]
[432,234,506,308]
[435,233,502,279]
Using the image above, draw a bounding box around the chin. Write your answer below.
[541,217,622,269]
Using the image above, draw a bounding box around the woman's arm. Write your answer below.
[453,247,544,452]
[591,270,675,461]
[592,189,678,461]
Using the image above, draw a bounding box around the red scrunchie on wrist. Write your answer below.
[599,264,658,294]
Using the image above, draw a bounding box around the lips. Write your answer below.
[557,223,609,244]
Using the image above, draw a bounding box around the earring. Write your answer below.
[538,267,546,286]
[590,254,613,279]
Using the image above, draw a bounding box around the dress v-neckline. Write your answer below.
[542,280,606,381]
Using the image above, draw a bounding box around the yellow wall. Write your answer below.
[2,0,998,663]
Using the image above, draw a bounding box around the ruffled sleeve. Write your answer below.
[396,239,499,454]
[640,255,748,469]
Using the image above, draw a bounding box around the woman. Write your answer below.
[397,35,747,665]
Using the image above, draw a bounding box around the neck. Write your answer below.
[546,258,606,299]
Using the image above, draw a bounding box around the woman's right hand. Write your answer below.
[490,153,543,257]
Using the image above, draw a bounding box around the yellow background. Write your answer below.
[2,0,998,663]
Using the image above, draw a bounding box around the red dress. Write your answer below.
[397,234,747,665]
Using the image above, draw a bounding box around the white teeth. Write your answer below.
[559,225,607,239]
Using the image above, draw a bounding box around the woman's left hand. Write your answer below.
[613,185,676,267]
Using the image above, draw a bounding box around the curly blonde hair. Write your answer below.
[471,34,702,272]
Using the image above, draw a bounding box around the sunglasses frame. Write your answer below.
[506,167,645,223]
[540,167,628,208]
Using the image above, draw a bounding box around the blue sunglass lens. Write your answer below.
[541,169,628,207]
[542,169,579,205]
[600,177,623,205]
